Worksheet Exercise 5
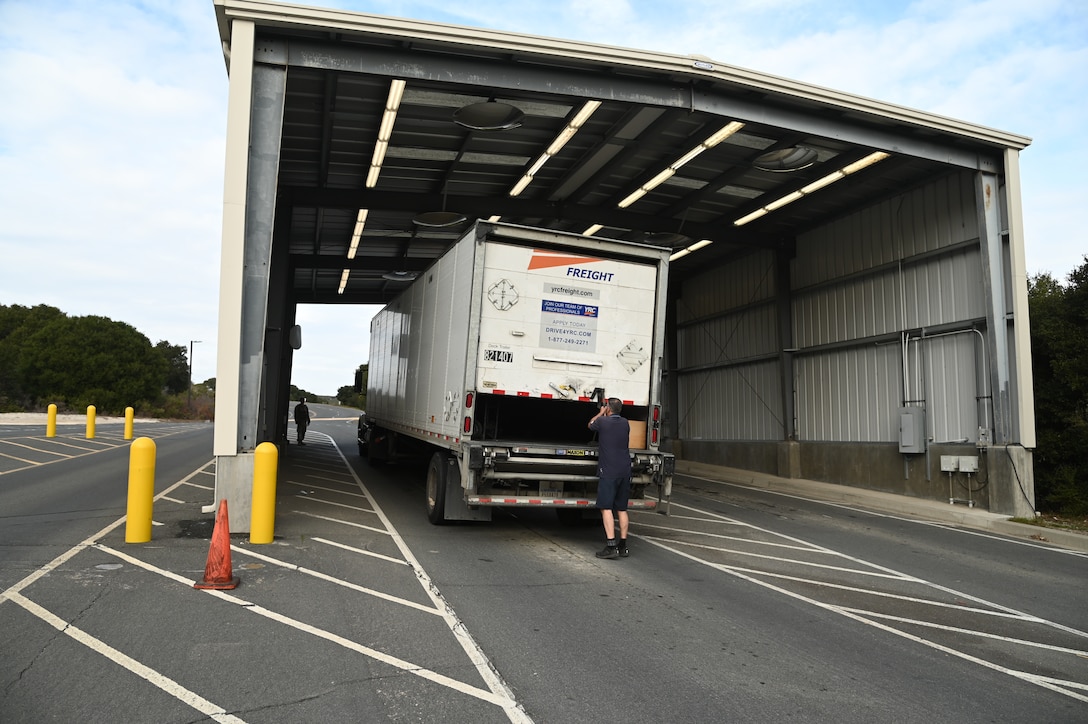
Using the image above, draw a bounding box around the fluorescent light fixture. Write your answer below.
[800,171,844,194]
[569,100,601,128]
[842,151,890,174]
[545,127,579,157]
[646,168,676,188]
[509,174,533,197]
[348,209,368,260]
[704,121,746,148]
[386,78,405,109]
[337,269,351,294]
[377,111,396,142]
[765,190,804,211]
[734,151,891,226]
[617,187,648,208]
[367,79,407,189]
[509,100,601,198]
[671,145,707,169]
[583,224,604,236]
[487,215,502,222]
[669,238,713,261]
[617,120,745,209]
[527,154,550,177]
[734,208,769,226]
[366,165,381,188]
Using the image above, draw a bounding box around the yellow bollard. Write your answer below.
[46,403,57,438]
[86,405,96,439]
[124,407,134,440]
[125,437,156,543]
[250,442,279,544]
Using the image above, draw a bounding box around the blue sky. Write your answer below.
[1,0,1084,395]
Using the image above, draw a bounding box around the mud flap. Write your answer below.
[442,459,492,522]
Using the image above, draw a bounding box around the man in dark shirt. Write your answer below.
[588,397,631,559]
[294,398,311,445]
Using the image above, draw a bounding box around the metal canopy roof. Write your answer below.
[214,0,1031,306]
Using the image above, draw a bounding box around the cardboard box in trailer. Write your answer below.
[358,222,674,523]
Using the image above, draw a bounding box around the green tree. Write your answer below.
[0,304,67,409]
[155,340,190,395]
[1029,258,1088,514]
[19,315,167,413]
[336,363,367,409]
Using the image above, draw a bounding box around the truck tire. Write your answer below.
[425,452,448,525]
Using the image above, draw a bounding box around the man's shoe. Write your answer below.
[618,546,629,558]
[596,545,619,559]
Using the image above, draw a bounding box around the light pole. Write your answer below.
[188,340,202,409]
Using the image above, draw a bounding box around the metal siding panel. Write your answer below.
[795,344,900,442]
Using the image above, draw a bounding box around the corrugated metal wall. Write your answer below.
[674,171,991,445]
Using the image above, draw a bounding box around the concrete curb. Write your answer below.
[676,460,1088,554]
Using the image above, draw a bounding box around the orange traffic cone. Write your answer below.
[194,499,240,590]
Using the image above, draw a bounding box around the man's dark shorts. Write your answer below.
[596,476,632,511]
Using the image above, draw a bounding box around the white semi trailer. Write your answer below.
[358,222,674,523]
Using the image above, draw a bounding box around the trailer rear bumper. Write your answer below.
[465,495,657,509]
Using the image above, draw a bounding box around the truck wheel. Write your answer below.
[425,452,448,525]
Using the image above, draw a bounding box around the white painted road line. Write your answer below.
[637,492,1088,706]
[96,544,516,710]
[311,536,409,566]
[292,509,391,535]
[229,544,442,615]
[6,591,247,724]
[320,432,534,724]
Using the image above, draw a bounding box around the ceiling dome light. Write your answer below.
[753,146,819,172]
[453,101,525,131]
[412,211,467,227]
[382,271,419,282]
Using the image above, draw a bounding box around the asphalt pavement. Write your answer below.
[2,409,1085,722]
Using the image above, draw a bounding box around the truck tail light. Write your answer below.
[652,406,660,422]
[651,427,658,444]
[464,416,472,434]
[465,391,474,409]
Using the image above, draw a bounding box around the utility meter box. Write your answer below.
[898,407,926,454]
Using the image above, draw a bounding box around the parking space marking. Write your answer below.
[633,497,1088,705]
[0,423,208,476]
[839,607,1088,656]
[282,479,371,502]
[95,541,517,710]
[319,434,532,724]
[0,439,69,456]
[229,544,443,615]
[5,591,247,724]
[1,461,251,722]
[311,536,409,566]
[0,449,40,465]
[290,495,373,514]
[641,534,912,579]
[292,509,391,535]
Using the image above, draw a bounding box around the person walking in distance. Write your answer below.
[294,398,311,445]
[588,397,632,559]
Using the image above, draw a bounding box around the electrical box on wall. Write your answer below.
[898,407,926,454]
